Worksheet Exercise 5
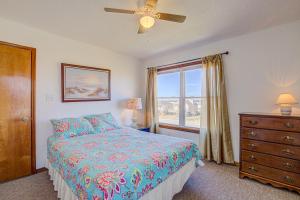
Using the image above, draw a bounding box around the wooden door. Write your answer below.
[0,41,36,182]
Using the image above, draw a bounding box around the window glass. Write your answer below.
[185,98,201,128]
[157,72,180,125]
[184,68,202,128]
[185,68,202,97]
[158,98,180,125]
[157,72,180,97]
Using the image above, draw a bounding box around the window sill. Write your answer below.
[159,124,200,134]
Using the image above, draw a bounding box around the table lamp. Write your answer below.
[127,98,142,127]
[276,93,298,115]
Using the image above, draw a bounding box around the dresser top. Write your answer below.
[239,112,300,119]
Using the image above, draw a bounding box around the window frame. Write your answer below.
[157,60,202,134]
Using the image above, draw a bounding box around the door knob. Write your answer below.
[21,116,30,122]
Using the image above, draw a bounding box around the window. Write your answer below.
[157,64,202,132]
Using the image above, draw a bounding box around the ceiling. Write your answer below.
[0,0,300,59]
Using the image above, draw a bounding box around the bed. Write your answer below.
[47,127,202,200]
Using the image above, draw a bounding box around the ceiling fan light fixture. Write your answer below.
[104,0,187,34]
[140,15,155,28]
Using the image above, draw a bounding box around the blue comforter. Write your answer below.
[47,128,201,200]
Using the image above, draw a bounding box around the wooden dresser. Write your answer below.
[239,113,300,193]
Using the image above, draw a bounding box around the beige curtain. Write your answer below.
[145,67,159,133]
[199,54,234,164]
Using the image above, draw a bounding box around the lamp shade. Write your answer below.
[276,93,298,105]
[127,98,142,110]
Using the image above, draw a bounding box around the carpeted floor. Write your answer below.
[0,162,299,200]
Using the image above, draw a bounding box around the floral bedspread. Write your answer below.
[47,128,201,200]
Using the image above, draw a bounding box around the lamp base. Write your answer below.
[280,106,292,116]
[130,121,138,129]
[130,110,138,128]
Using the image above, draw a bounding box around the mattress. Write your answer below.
[47,127,201,200]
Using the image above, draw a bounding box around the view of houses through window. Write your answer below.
[157,66,202,128]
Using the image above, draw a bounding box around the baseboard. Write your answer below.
[36,167,48,173]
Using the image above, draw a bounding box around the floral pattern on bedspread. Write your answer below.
[47,128,201,200]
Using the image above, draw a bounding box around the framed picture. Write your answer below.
[61,63,111,102]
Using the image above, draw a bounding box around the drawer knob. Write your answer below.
[283,176,294,183]
[283,162,294,169]
[248,131,256,137]
[249,120,258,125]
[282,136,295,143]
[284,122,294,128]
[249,155,256,160]
[248,166,257,172]
[248,143,256,149]
[282,149,295,155]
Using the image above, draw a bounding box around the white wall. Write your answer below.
[0,18,143,168]
[142,20,300,162]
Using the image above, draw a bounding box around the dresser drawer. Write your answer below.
[242,150,300,174]
[241,116,300,132]
[241,139,300,160]
[242,161,300,187]
[241,128,300,146]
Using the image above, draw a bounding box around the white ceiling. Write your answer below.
[0,0,300,59]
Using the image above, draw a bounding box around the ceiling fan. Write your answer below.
[104,0,186,34]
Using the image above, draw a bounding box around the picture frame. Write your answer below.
[61,63,111,102]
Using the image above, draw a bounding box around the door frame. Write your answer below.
[0,41,36,174]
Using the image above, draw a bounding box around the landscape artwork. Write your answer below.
[61,63,111,102]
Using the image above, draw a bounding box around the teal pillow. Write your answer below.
[83,116,119,133]
[50,118,95,138]
[84,113,121,129]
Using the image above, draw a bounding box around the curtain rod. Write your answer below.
[148,51,229,69]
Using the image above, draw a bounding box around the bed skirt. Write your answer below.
[46,158,197,200]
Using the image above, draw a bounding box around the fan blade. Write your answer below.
[138,25,146,34]
[157,13,186,23]
[104,8,135,14]
[146,0,158,8]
